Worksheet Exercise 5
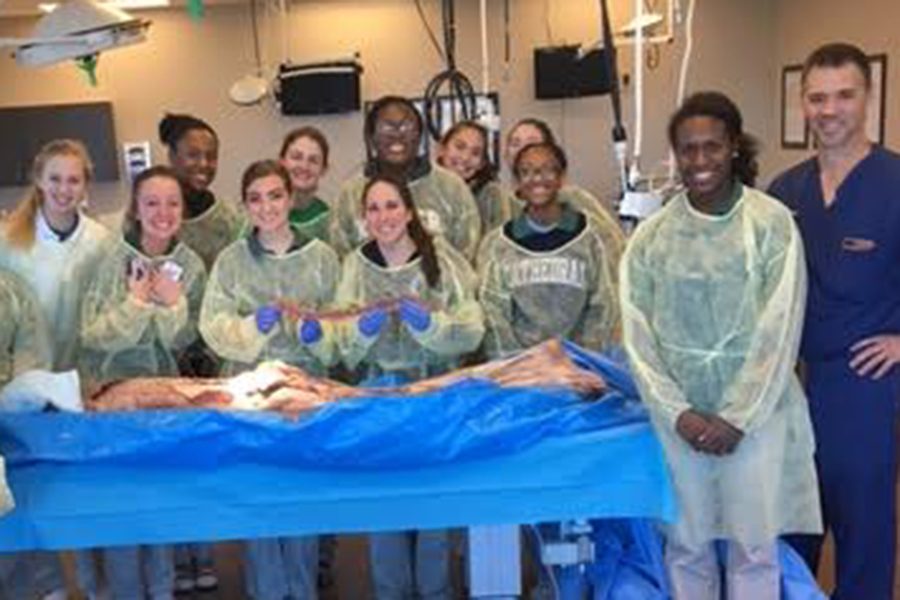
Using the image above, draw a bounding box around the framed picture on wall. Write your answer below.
[781,64,808,149]
[866,53,888,145]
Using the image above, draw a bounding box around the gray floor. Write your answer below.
[57,528,899,599]
[62,535,473,600]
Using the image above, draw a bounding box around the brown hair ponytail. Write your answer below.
[361,174,441,288]
[2,139,93,249]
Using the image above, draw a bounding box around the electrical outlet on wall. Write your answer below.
[123,141,151,180]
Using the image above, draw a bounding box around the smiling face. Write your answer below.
[673,115,735,206]
[281,135,326,195]
[372,103,421,166]
[505,123,547,170]
[136,175,184,245]
[514,145,564,208]
[364,180,413,247]
[439,126,486,182]
[244,174,292,234]
[802,63,870,152]
[169,128,219,191]
[37,154,88,220]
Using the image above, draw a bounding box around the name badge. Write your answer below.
[841,237,877,252]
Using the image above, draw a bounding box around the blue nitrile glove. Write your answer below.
[398,298,431,332]
[298,318,323,345]
[357,307,388,338]
[255,305,282,334]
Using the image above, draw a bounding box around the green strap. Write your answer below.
[187,0,204,20]
[75,54,99,86]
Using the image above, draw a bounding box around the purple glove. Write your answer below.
[298,318,323,345]
[255,305,281,334]
[358,307,388,338]
[398,298,431,332]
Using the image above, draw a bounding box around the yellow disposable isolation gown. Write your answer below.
[0,269,50,388]
[80,237,207,383]
[200,235,340,376]
[620,185,822,547]
[0,210,110,371]
[474,181,516,236]
[180,197,246,271]
[478,207,620,358]
[336,239,484,378]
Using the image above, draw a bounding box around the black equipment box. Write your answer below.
[534,45,614,100]
[276,60,363,115]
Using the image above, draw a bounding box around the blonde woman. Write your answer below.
[0,138,109,600]
[0,138,109,372]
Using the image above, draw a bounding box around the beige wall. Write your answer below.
[768,0,900,181]
[0,0,776,221]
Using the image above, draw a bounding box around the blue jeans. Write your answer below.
[244,536,318,600]
[0,551,65,598]
[103,545,173,600]
[369,530,451,600]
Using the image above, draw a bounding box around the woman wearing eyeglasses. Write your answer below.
[329,95,482,260]
[478,141,620,358]
[503,118,626,269]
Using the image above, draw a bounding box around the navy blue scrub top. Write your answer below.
[768,146,900,363]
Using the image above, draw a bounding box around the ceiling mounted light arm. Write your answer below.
[0,35,91,45]
[38,0,170,13]
[0,0,151,70]
[581,0,676,53]
[596,0,628,196]
[616,0,676,45]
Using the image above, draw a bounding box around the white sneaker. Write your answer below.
[174,565,195,594]
[194,565,219,591]
[41,589,67,600]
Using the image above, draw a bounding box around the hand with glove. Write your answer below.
[398,297,432,332]
[255,305,282,334]
[298,318,323,345]
[357,307,388,338]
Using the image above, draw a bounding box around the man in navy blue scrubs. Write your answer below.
[769,42,900,599]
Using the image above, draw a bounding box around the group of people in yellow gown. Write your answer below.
[4,40,864,596]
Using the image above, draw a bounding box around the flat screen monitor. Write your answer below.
[0,101,119,186]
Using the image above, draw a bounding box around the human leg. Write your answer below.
[664,538,719,600]
[807,369,898,600]
[283,536,318,600]
[369,531,414,600]
[724,540,779,600]
[244,538,289,600]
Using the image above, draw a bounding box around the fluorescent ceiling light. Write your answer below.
[40,0,169,13]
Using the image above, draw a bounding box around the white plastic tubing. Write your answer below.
[479,0,490,95]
